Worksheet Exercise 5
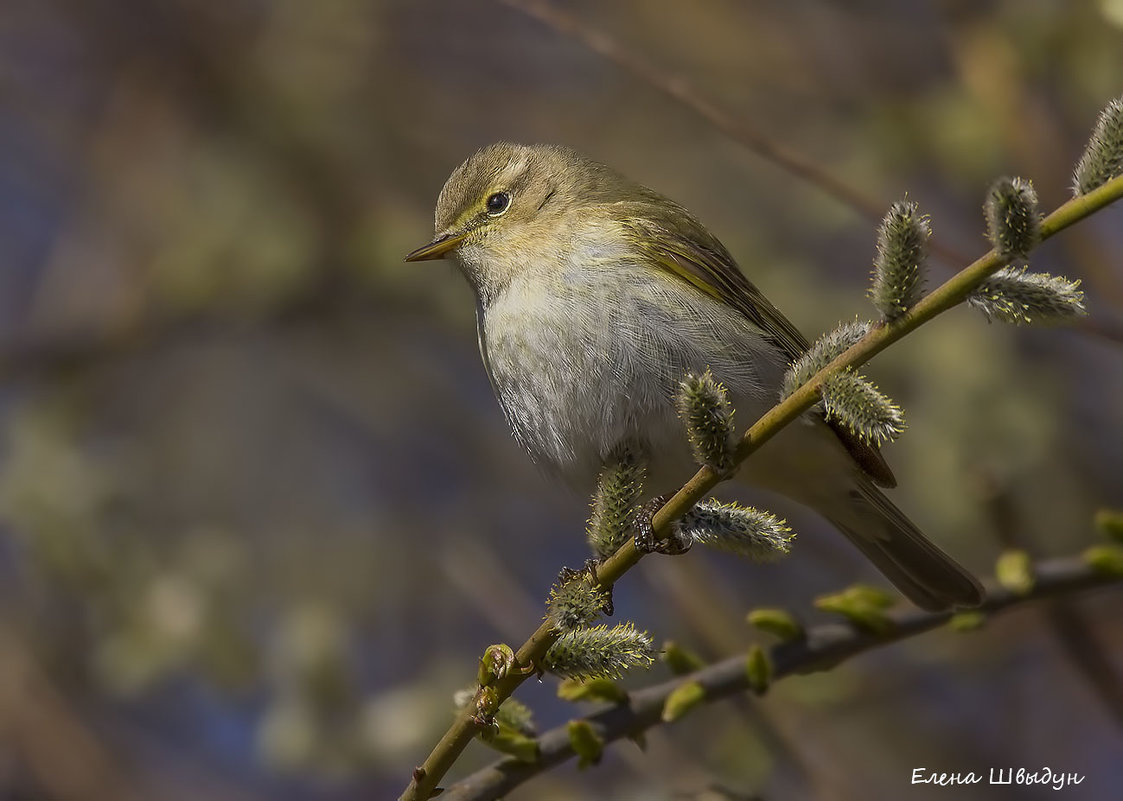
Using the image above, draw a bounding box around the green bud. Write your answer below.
[1083,544,1123,577]
[745,644,772,694]
[557,677,629,704]
[1093,509,1123,544]
[1073,96,1123,196]
[675,369,736,472]
[478,644,516,686]
[782,319,870,399]
[814,585,896,634]
[586,443,647,560]
[968,266,1086,325]
[995,549,1034,595]
[746,608,805,642]
[661,680,706,722]
[984,177,1041,260]
[475,685,500,716]
[948,611,987,632]
[677,499,793,561]
[820,370,906,446]
[567,720,604,768]
[662,640,706,675]
[870,200,929,320]
[543,623,656,680]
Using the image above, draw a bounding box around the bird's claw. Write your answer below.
[633,495,693,555]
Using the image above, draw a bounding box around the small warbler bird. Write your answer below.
[406,143,982,611]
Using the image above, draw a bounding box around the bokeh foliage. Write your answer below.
[0,2,1121,799]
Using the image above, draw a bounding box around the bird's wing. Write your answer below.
[619,204,897,488]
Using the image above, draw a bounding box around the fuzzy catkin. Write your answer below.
[869,201,929,320]
[967,267,1086,325]
[676,499,793,560]
[984,177,1040,260]
[1074,96,1123,196]
[674,370,735,471]
[542,623,655,680]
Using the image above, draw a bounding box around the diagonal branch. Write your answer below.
[398,173,1123,801]
[496,0,888,224]
[441,555,1122,800]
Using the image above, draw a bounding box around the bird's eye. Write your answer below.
[485,192,511,216]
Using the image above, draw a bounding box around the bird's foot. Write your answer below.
[633,495,692,555]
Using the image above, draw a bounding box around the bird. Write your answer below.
[406,142,983,611]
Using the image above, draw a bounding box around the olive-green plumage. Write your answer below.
[407,142,982,611]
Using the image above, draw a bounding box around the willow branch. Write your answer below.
[399,173,1123,801]
[441,555,1121,800]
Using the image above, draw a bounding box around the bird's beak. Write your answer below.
[404,230,467,262]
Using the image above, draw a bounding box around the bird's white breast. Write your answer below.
[475,224,787,488]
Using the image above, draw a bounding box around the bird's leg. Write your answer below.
[633,494,693,555]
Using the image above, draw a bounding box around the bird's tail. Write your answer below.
[824,482,983,612]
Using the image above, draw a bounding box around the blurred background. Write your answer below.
[1,1,1121,799]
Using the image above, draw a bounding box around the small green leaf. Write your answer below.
[662,680,706,723]
[746,608,805,642]
[745,645,772,694]
[557,678,628,705]
[995,549,1035,595]
[566,720,604,769]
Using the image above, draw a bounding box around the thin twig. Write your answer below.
[0,623,144,801]
[398,175,1123,801]
[496,0,973,267]
[497,0,885,222]
[442,555,1121,800]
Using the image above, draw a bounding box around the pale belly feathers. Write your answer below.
[478,259,788,489]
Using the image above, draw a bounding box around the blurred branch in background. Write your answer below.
[496,0,892,227]
[0,623,141,801]
[443,555,1123,801]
